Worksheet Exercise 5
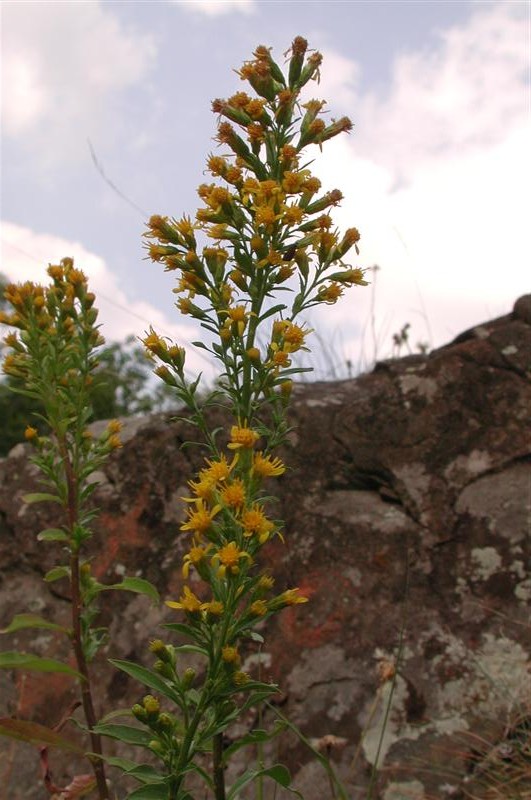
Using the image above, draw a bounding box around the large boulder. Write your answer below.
[1,296,530,799]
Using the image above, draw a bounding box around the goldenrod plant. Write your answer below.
[0,37,368,800]
[0,261,157,799]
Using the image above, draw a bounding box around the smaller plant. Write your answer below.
[0,259,157,799]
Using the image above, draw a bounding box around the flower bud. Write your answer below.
[299,51,323,88]
[158,713,173,730]
[182,667,196,690]
[288,36,308,87]
[132,703,148,723]
[153,659,174,679]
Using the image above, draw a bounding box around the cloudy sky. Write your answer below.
[1,0,529,378]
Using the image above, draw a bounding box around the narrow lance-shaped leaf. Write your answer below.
[44,566,70,583]
[0,718,84,753]
[0,651,82,678]
[0,614,67,635]
[108,659,181,705]
[91,723,153,748]
[23,492,62,505]
[93,577,159,605]
[37,528,69,542]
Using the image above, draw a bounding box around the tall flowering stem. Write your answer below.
[133,37,368,799]
[0,259,125,799]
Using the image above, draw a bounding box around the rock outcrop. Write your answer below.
[1,296,530,799]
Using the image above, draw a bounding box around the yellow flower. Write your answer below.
[182,545,210,578]
[207,154,228,175]
[254,206,279,231]
[166,585,203,614]
[213,541,252,577]
[202,599,224,616]
[201,454,237,483]
[337,268,369,286]
[222,646,241,665]
[271,351,291,369]
[107,419,122,435]
[184,474,215,503]
[253,452,286,478]
[282,205,304,225]
[24,426,38,441]
[142,328,167,355]
[228,425,259,450]
[250,600,268,617]
[47,265,65,281]
[221,479,246,510]
[181,499,221,535]
[223,304,249,337]
[233,671,250,686]
[279,588,308,606]
[282,171,304,193]
[241,506,274,543]
[318,282,344,304]
[282,322,311,353]
[258,574,275,591]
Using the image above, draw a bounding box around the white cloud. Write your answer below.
[2,2,156,162]
[171,0,255,16]
[306,1,530,360]
[0,221,214,377]
[346,1,527,178]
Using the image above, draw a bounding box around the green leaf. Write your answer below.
[0,614,67,635]
[222,723,287,764]
[160,623,204,645]
[37,528,69,542]
[124,765,163,784]
[0,718,84,752]
[172,644,208,657]
[108,660,180,704]
[87,753,138,771]
[97,708,135,724]
[92,723,152,748]
[0,651,81,678]
[22,492,62,505]
[44,566,70,582]
[191,341,212,352]
[94,577,160,604]
[258,303,287,322]
[127,784,170,800]
[227,764,301,800]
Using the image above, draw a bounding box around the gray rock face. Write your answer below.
[1,296,530,799]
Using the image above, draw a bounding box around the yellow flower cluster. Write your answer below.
[0,259,122,453]
[166,426,306,628]
[143,36,368,407]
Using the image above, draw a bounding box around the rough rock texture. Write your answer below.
[1,297,530,799]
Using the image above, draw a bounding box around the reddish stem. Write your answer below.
[62,440,109,799]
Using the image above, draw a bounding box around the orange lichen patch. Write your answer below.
[278,570,352,650]
[91,487,152,580]
[16,655,76,720]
